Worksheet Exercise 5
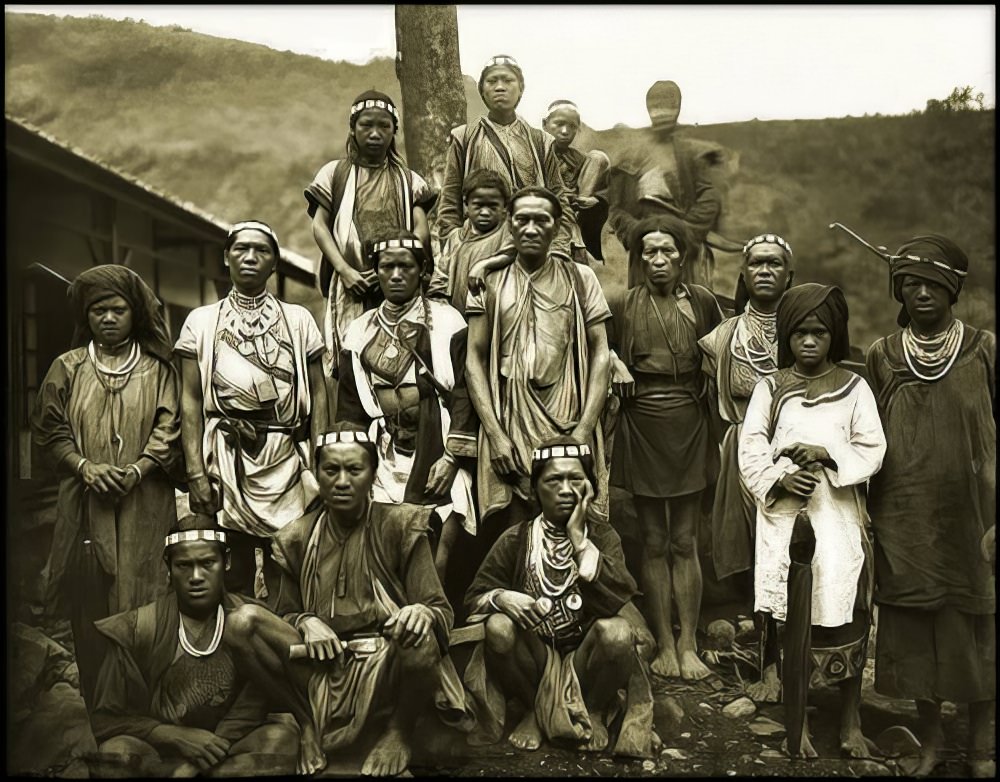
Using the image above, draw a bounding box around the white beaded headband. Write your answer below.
[532,444,592,462]
[316,430,373,447]
[229,220,279,245]
[372,238,424,254]
[483,55,521,72]
[546,100,580,116]
[351,98,399,121]
[164,530,228,547]
[743,233,792,258]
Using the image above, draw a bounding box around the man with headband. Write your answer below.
[437,55,577,261]
[463,436,657,758]
[176,220,328,602]
[606,80,724,288]
[219,423,472,776]
[699,234,794,590]
[866,235,995,777]
[305,90,435,376]
[90,515,305,776]
[542,99,611,266]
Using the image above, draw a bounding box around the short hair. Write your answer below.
[368,229,430,273]
[628,214,691,266]
[314,422,379,471]
[529,435,600,499]
[508,185,563,222]
[463,169,511,204]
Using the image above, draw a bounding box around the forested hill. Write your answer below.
[5,12,995,348]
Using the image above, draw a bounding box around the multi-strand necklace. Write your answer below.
[738,305,778,376]
[376,299,421,360]
[903,319,963,382]
[178,605,225,658]
[228,290,271,338]
[88,340,140,392]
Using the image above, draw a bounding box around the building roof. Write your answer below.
[5,114,315,281]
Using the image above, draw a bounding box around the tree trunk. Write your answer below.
[394,5,466,185]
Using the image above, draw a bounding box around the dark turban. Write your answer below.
[890,234,968,327]
[776,283,851,369]
[627,214,691,289]
[68,264,173,363]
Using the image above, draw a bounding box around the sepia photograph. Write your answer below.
[4,4,995,778]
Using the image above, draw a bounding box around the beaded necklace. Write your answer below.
[903,319,963,382]
[178,605,225,658]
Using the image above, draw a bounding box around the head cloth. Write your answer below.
[776,283,851,369]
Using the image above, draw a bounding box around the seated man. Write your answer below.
[223,423,472,777]
[463,436,658,758]
[90,515,301,777]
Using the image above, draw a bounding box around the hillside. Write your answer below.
[5,12,995,348]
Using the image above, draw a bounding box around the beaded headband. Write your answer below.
[532,443,592,463]
[482,55,521,72]
[229,220,279,246]
[164,530,228,548]
[351,99,399,121]
[372,238,424,255]
[546,100,580,116]
[316,430,373,447]
[743,233,792,259]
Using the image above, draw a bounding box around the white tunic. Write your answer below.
[738,370,886,627]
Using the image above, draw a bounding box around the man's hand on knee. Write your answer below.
[149,725,230,771]
[384,604,435,648]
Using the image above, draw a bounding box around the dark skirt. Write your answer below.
[610,376,717,498]
[711,423,756,579]
[874,604,996,703]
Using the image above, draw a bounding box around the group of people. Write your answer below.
[29,53,994,778]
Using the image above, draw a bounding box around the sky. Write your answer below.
[6,4,996,130]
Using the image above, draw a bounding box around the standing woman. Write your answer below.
[607,215,723,680]
[305,90,435,376]
[337,231,477,580]
[738,283,886,758]
[32,264,180,708]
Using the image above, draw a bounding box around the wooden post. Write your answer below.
[394,5,467,183]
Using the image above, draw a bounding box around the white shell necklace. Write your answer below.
[903,319,963,382]
[178,605,225,657]
[88,340,140,376]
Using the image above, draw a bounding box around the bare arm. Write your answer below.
[571,320,611,441]
[179,356,218,512]
[465,314,504,443]
[308,356,329,448]
[310,205,353,276]
[436,135,465,240]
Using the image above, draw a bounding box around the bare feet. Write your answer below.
[746,663,781,703]
[582,712,608,752]
[362,726,411,777]
[509,711,542,751]
[913,737,942,778]
[297,723,327,775]
[678,645,712,681]
[650,640,681,678]
[840,726,878,759]
[782,733,818,759]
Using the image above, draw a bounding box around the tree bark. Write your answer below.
[394,5,467,185]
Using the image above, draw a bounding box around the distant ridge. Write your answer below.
[5,11,995,347]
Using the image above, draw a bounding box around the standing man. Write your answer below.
[176,221,329,601]
[607,80,723,288]
[866,235,995,778]
[466,186,612,530]
[436,55,577,261]
[699,234,794,584]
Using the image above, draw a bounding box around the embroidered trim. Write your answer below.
[165,530,228,547]
[532,444,592,463]
[351,99,399,120]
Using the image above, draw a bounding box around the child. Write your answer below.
[305,90,435,375]
[542,99,610,265]
[738,284,887,759]
[427,169,511,315]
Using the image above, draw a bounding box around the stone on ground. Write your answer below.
[722,697,756,719]
[874,725,922,758]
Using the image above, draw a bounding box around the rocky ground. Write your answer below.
[7,612,988,779]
